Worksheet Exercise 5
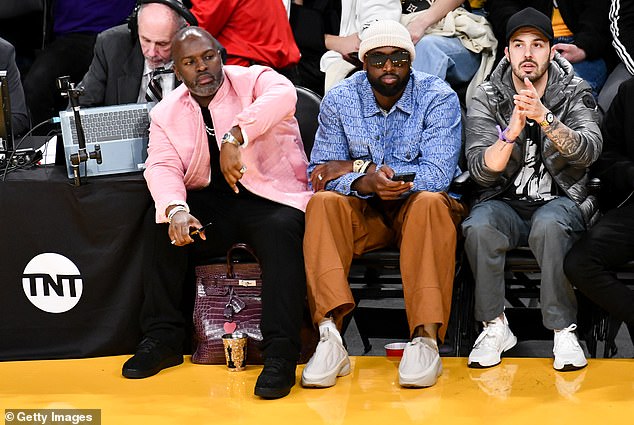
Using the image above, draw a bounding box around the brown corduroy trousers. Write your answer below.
[303,190,465,341]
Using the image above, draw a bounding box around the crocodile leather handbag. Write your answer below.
[191,243,264,364]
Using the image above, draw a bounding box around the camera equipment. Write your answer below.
[57,76,102,186]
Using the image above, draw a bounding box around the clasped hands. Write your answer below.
[506,77,550,140]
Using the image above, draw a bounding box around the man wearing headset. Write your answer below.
[77,0,196,106]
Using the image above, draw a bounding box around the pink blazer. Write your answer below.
[144,65,313,222]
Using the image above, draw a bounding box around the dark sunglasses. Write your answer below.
[365,50,411,68]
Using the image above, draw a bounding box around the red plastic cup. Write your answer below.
[384,342,407,358]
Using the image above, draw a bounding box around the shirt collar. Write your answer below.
[143,61,174,76]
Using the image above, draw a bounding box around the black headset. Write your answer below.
[127,0,199,39]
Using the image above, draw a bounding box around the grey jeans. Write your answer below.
[461,197,585,330]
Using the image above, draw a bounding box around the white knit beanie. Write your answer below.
[358,20,416,62]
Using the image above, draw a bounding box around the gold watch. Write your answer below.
[539,111,554,128]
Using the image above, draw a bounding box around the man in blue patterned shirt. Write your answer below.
[301,20,465,390]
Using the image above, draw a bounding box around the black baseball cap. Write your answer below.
[505,7,554,45]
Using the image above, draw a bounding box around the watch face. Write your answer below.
[546,112,554,124]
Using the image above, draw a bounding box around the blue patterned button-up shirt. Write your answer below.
[308,70,462,198]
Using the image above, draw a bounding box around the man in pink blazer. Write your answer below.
[124,26,312,400]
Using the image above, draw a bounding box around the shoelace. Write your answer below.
[554,324,580,350]
[473,321,505,348]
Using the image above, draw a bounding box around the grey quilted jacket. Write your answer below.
[465,52,603,226]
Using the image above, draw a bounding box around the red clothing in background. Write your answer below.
[191,0,300,69]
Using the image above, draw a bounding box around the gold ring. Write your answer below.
[239,165,247,174]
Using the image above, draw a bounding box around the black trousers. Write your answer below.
[564,204,634,334]
[140,186,307,361]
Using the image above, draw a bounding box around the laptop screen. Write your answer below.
[58,102,151,179]
[0,70,12,153]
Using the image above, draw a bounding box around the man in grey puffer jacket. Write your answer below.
[461,8,602,372]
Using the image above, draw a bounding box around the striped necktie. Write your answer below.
[145,68,167,102]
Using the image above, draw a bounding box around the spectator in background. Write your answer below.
[486,0,614,98]
[321,1,497,104]
[22,0,136,126]
[597,0,634,113]
[0,37,29,136]
[77,1,192,107]
[190,0,300,76]
[565,76,634,351]
[400,0,497,106]
[289,0,341,95]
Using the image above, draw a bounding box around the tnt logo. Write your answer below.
[22,253,83,313]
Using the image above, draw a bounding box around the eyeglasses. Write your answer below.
[365,51,411,68]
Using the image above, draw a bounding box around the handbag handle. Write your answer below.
[226,243,260,278]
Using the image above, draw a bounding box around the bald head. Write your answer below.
[172,26,225,106]
[172,26,222,53]
[137,2,185,69]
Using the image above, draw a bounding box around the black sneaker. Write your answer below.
[254,357,297,399]
[122,337,183,379]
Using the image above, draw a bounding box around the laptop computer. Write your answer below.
[59,102,152,179]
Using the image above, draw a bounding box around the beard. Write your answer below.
[186,72,224,99]
[368,70,410,97]
[511,59,549,83]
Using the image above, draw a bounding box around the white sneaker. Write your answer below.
[468,314,517,368]
[398,337,442,388]
[553,324,588,371]
[301,328,350,388]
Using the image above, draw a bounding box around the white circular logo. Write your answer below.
[22,253,83,313]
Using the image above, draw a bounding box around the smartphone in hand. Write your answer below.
[391,172,416,183]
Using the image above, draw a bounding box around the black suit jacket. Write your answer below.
[77,24,145,107]
[0,37,29,136]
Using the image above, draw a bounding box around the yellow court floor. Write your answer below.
[1,356,633,425]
